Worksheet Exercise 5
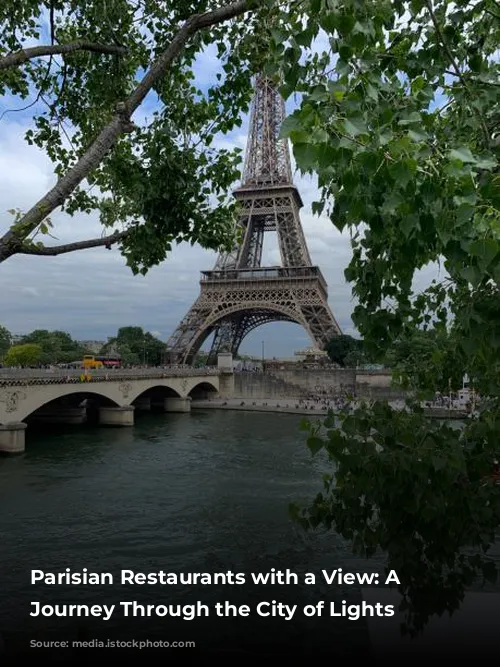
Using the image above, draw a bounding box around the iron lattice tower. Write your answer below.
[167,75,341,364]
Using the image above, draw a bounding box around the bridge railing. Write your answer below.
[0,366,221,386]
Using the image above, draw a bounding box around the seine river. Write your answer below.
[0,410,376,658]
[1,409,498,659]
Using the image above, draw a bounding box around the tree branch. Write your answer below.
[0,41,127,71]
[484,7,500,21]
[425,0,491,148]
[0,0,255,263]
[17,230,130,256]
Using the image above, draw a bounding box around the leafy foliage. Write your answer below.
[387,327,468,393]
[267,0,499,395]
[4,343,43,366]
[101,326,166,366]
[325,334,364,367]
[292,402,500,637]
[0,0,276,268]
[21,329,86,364]
[0,324,11,360]
[260,0,500,635]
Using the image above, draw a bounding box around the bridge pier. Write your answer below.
[99,406,135,426]
[31,407,87,425]
[217,352,233,371]
[218,373,234,398]
[0,422,27,454]
[163,397,191,413]
[217,353,234,398]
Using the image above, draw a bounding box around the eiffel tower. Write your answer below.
[167,75,341,365]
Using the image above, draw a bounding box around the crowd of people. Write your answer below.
[195,384,479,416]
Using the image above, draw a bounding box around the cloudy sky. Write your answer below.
[0,32,437,358]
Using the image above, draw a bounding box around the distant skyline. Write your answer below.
[0,40,439,359]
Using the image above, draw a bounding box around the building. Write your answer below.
[294,347,329,362]
[77,340,105,354]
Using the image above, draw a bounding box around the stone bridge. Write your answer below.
[0,360,235,454]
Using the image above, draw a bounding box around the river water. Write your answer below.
[0,409,377,659]
[0,409,497,659]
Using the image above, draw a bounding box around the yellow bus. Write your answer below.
[82,355,104,370]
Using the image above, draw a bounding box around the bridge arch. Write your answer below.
[17,388,121,423]
[188,380,219,400]
[130,384,182,405]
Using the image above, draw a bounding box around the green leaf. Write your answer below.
[289,130,312,144]
[307,436,324,456]
[431,456,446,471]
[379,132,393,145]
[460,265,482,286]
[271,28,287,44]
[388,158,417,187]
[408,128,427,142]
[400,214,419,238]
[299,419,310,432]
[293,143,318,170]
[295,28,314,47]
[398,112,422,126]
[468,239,498,267]
[308,85,329,102]
[338,135,355,149]
[312,200,325,216]
[382,190,405,214]
[279,115,303,139]
[343,117,368,137]
[411,76,426,93]
[455,203,474,224]
[366,83,378,102]
[474,156,497,170]
[448,147,476,163]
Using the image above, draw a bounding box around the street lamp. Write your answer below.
[143,337,146,366]
[261,340,265,363]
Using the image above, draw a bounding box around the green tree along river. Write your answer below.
[0,410,498,658]
[0,411,375,657]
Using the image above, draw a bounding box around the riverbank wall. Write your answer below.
[191,399,467,420]
[192,400,324,417]
[233,368,406,400]
[191,399,469,421]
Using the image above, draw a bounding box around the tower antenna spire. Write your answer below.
[242,74,293,185]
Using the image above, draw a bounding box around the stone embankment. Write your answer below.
[233,369,406,401]
[192,398,325,417]
[191,398,469,420]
